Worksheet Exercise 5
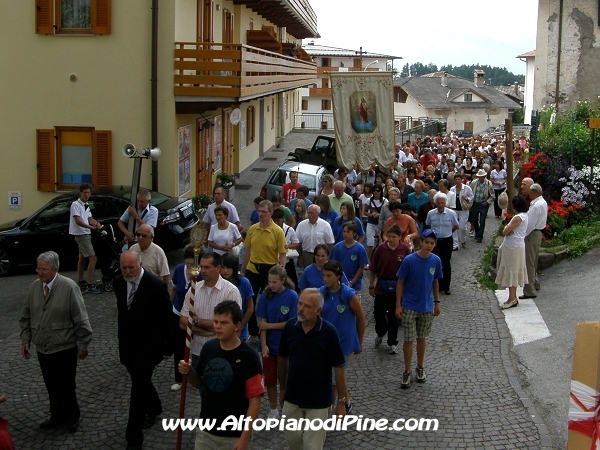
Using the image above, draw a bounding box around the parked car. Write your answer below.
[454,129,473,137]
[259,161,329,203]
[287,135,338,172]
[0,186,198,276]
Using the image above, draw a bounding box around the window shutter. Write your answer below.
[37,129,55,191]
[92,0,112,35]
[93,130,112,186]
[35,0,54,34]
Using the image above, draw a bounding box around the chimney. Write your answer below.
[474,69,485,87]
[441,72,448,87]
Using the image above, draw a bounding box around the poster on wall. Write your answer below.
[240,120,246,150]
[177,124,191,196]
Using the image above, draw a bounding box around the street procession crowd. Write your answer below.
[14,130,549,450]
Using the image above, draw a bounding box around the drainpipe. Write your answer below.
[151,0,159,191]
[554,0,563,115]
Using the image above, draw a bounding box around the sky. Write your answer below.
[308,0,538,76]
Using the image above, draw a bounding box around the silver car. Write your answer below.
[259,161,329,202]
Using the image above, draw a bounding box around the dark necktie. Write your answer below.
[44,285,50,301]
[127,282,137,309]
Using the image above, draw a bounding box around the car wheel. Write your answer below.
[0,246,13,277]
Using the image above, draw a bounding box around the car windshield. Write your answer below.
[271,169,316,190]
[123,190,170,206]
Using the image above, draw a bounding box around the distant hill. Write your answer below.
[396,62,524,86]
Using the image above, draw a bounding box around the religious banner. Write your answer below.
[330,71,395,172]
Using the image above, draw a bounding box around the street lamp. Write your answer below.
[364,60,379,71]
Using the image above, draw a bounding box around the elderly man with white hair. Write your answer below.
[328,180,353,214]
[425,192,459,295]
[295,204,336,268]
[519,181,548,299]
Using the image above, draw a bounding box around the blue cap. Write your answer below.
[421,229,437,239]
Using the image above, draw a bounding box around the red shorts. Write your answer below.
[262,354,278,387]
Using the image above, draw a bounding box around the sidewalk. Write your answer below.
[0,131,550,449]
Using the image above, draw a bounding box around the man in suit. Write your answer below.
[115,250,171,450]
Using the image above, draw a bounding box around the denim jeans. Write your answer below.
[471,202,489,240]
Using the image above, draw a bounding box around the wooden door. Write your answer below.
[196,119,213,196]
[222,109,233,174]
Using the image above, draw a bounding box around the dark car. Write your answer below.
[287,135,338,172]
[0,186,198,276]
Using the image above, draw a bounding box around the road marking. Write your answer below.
[495,288,551,346]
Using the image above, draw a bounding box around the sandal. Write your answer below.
[501,299,519,309]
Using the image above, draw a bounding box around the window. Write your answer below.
[36,127,112,191]
[464,93,473,102]
[322,58,330,67]
[302,99,309,111]
[36,0,111,35]
[246,106,255,145]
[322,78,329,89]
[321,100,331,110]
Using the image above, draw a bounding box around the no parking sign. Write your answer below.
[8,191,21,210]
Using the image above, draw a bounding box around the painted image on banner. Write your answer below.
[351,91,377,133]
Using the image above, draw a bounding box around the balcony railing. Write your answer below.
[294,113,335,130]
[316,66,380,76]
[174,42,317,101]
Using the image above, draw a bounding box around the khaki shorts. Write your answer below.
[74,235,95,258]
[402,308,434,341]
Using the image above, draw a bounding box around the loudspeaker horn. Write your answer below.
[122,143,137,158]
[140,148,161,162]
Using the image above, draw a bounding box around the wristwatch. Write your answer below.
[337,397,346,403]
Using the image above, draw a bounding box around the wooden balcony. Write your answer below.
[308,87,331,97]
[174,42,317,109]
[316,66,379,76]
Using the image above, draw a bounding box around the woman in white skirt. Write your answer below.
[495,195,529,309]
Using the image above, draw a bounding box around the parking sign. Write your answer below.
[8,191,21,210]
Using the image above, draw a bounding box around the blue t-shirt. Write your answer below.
[396,252,443,312]
[319,284,360,355]
[230,275,254,341]
[330,241,369,290]
[298,264,350,290]
[250,209,259,225]
[256,288,298,355]
[319,209,339,226]
[331,217,365,243]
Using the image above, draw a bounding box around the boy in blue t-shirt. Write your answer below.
[330,221,369,295]
[395,228,442,389]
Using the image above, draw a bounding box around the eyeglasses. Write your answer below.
[35,268,52,273]
[135,233,150,238]
[257,210,270,214]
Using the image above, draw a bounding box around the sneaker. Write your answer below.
[170,383,182,391]
[401,370,411,389]
[374,336,383,347]
[77,280,87,288]
[267,409,279,420]
[86,284,102,294]
[388,345,398,355]
[469,230,475,238]
[416,366,426,383]
[345,402,353,414]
